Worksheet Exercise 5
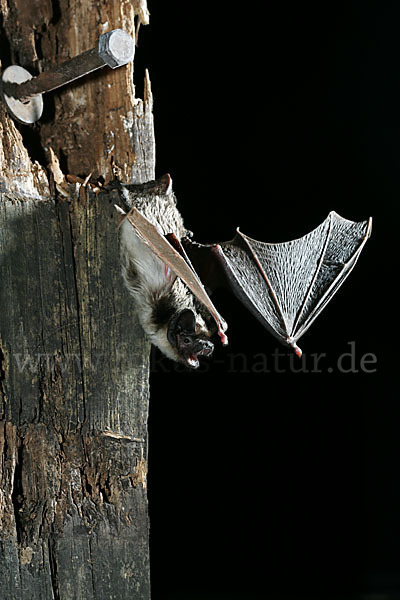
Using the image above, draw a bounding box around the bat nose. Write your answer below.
[200,340,214,356]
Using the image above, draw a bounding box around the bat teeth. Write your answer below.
[187,356,199,369]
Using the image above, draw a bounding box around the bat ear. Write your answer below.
[176,309,196,333]
[167,309,196,346]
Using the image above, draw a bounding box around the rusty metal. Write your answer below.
[3,48,105,104]
[0,66,43,124]
[0,29,134,123]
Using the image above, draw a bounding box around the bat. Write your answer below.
[112,174,372,368]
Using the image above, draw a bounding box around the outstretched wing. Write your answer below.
[184,211,372,357]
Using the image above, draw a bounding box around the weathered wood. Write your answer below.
[0,0,152,183]
[0,184,151,599]
[0,0,154,597]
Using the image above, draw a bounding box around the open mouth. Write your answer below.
[184,343,213,369]
[186,355,200,369]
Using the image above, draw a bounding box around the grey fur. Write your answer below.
[116,178,214,367]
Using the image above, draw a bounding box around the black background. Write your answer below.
[134,2,395,599]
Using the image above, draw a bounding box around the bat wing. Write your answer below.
[183,211,372,357]
[120,207,229,345]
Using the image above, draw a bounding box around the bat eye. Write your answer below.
[167,309,197,347]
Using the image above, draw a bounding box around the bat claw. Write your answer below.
[287,337,302,358]
[218,329,228,345]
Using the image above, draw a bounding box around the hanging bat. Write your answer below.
[111,174,372,369]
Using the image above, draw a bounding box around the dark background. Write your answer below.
[135,2,395,599]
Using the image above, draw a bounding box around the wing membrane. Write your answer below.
[124,206,371,357]
[217,211,372,355]
[124,207,228,344]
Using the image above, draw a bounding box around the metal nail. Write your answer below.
[0,29,135,124]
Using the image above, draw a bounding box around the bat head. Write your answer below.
[167,309,214,369]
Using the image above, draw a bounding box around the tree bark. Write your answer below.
[0,1,153,598]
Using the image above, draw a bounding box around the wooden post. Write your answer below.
[0,1,153,598]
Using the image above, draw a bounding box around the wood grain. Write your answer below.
[0,1,153,597]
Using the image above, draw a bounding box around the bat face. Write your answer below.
[167,309,214,369]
